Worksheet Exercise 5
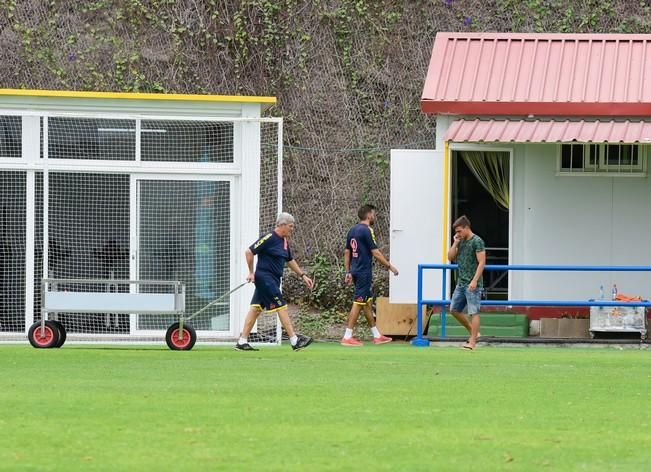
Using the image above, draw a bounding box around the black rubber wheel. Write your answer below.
[27,321,61,349]
[165,322,196,351]
[50,320,67,348]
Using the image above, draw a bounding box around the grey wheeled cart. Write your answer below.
[589,301,647,339]
[28,278,193,350]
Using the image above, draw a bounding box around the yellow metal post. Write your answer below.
[442,140,450,263]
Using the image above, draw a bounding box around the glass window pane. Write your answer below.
[34,173,131,333]
[138,180,231,331]
[0,171,26,332]
[606,145,620,166]
[621,145,632,165]
[48,118,136,160]
[628,145,639,165]
[0,116,21,158]
[561,144,572,169]
[141,121,234,163]
[571,144,584,169]
[588,144,598,167]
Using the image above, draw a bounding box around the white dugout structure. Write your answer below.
[0,89,282,346]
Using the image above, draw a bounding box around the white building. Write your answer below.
[0,88,281,343]
[391,33,651,316]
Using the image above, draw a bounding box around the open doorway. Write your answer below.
[451,149,510,300]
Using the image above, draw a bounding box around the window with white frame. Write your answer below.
[558,143,646,175]
[0,116,21,158]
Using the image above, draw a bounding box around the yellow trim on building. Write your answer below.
[442,140,450,263]
[0,88,276,104]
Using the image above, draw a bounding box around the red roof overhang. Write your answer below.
[421,101,651,116]
[445,119,651,143]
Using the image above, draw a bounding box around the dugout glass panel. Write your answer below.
[0,116,21,158]
[48,117,136,160]
[33,172,131,333]
[141,120,234,163]
[136,179,231,331]
[33,172,42,324]
[0,171,26,332]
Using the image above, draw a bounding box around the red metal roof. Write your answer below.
[422,33,651,116]
[445,119,651,143]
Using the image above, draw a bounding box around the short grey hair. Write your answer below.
[275,212,295,226]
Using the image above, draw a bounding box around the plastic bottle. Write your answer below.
[599,285,604,300]
[611,284,618,300]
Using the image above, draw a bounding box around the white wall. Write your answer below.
[235,103,262,335]
[389,149,445,304]
[511,143,651,301]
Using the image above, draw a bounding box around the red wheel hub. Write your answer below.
[171,329,191,348]
[34,326,55,346]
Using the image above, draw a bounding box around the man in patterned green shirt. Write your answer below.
[447,215,486,350]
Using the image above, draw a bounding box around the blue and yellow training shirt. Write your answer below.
[345,223,378,275]
[250,231,293,279]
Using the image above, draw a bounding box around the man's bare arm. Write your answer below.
[371,249,399,275]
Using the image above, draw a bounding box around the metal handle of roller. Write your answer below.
[184,281,250,323]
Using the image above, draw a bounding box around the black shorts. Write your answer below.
[250,273,286,312]
[352,272,373,305]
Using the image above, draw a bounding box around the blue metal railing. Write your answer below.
[413,263,651,347]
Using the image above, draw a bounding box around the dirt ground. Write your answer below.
[286,303,374,341]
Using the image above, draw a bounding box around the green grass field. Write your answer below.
[2,343,650,471]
